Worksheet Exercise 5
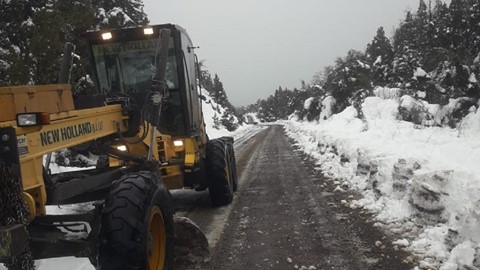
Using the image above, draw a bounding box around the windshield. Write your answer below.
[92,38,178,94]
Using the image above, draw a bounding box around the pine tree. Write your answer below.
[0,0,44,85]
[366,27,394,86]
[324,50,372,112]
[432,0,450,49]
[466,0,480,59]
[424,0,451,71]
[393,11,419,86]
[0,0,148,87]
[212,74,224,103]
[198,60,214,92]
[415,0,436,70]
[94,0,148,29]
[448,0,469,60]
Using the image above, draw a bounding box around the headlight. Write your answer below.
[17,113,50,127]
[17,114,37,126]
[116,145,128,151]
[102,32,112,40]
[144,27,154,35]
[173,140,184,147]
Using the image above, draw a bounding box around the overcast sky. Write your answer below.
[143,0,449,106]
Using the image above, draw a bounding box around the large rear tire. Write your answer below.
[220,137,237,191]
[227,141,238,191]
[97,172,174,270]
[206,139,234,206]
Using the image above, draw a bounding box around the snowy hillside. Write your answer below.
[282,95,480,270]
[201,89,241,138]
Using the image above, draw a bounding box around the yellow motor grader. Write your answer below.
[0,24,237,270]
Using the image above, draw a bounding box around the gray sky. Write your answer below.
[143,0,447,106]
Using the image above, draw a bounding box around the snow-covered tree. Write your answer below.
[0,0,148,87]
[366,27,394,86]
[392,12,420,87]
[323,50,372,113]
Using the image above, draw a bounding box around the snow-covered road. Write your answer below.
[209,125,412,270]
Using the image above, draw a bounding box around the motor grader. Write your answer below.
[0,24,237,270]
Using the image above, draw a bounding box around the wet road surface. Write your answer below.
[175,125,413,270]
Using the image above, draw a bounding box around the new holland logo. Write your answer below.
[40,122,94,146]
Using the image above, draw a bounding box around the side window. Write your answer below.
[180,32,201,132]
[180,33,196,90]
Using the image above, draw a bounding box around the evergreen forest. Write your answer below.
[249,0,480,127]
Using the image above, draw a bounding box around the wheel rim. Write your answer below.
[148,205,166,270]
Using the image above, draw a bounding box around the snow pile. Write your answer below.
[414,67,428,78]
[243,113,259,124]
[374,86,402,99]
[304,97,315,110]
[319,96,336,121]
[282,96,480,269]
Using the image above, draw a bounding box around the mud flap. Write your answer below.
[0,224,28,259]
[173,216,210,267]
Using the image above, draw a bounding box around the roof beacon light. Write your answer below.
[144,27,154,35]
[102,32,112,40]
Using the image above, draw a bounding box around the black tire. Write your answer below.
[98,172,174,270]
[226,141,238,191]
[219,137,237,191]
[206,139,233,206]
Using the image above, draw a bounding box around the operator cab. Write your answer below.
[83,24,201,137]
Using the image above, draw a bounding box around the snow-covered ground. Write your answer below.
[282,96,480,270]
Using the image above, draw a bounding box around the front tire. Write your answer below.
[98,172,174,270]
[220,137,237,191]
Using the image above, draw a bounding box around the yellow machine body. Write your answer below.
[0,84,205,221]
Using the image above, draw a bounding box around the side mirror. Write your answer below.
[199,95,206,101]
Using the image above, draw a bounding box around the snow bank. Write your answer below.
[282,96,480,270]
[319,96,335,121]
[414,67,428,78]
[304,97,315,110]
[373,86,402,99]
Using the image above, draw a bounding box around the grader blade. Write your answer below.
[173,216,210,267]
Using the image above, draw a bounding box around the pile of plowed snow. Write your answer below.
[283,95,480,270]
